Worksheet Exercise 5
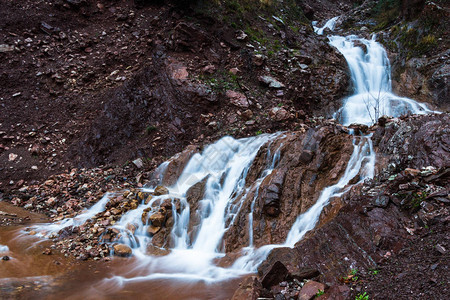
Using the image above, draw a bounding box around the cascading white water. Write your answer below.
[327,35,433,125]
[23,16,437,288]
[313,16,340,35]
[25,193,112,239]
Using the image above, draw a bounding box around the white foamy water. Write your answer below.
[26,193,112,238]
[313,16,339,35]
[23,16,437,287]
[329,35,433,125]
[0,244,9,252]
[107,133,282,281]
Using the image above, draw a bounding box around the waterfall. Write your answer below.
[329,35,433,125]
[23,17,436,286]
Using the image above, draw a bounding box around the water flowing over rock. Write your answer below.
[5,6,448,299]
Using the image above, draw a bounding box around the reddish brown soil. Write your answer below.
[348,220,449,300]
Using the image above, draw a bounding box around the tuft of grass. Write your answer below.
[315,289,325,297]
[355,292,369,300]
[145,125,157,135]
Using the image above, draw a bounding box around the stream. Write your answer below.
[0,17,435,299]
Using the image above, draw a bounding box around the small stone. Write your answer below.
[0,44,15,52]
[241,109,253,120]
[226,90,250,108]
[149,212,166,227]
[404,168,420,176]
[373,194,390,208]
[2,256,10,261]
[299,64,309,70]
[259,75,284,89]
[126,223,136,234]
[8,153,18,161]
[236,30,248,41]
[435,244,446,254]
[229,67,240,75]
[132,158,144,169]
[42,248,52,255]
[269,107,290,121]
[113,244,132,257]
[253,54,266,66]
[202,65,216,74]
[154,186,169,196]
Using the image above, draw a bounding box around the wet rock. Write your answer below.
[147,245,170,256]
[149,212,165,227]
[161,145,199,186]
[151,228,170,248]
[126,223,136,234]
[147,225,161,236]
[232,276,262,300]
[154,186,169,196]
[113,244,132,257]
[299,281,325,300]
[2,256,10,261]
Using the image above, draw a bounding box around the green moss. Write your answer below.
[200,71,240,93]
[371,0,401,30]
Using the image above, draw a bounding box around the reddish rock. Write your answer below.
[154,186,169,196]
[226,90,250,108]
[316,285,350,300]
[113,244,132,257]
[261,261,289,289]
[231,276,262,300]
[269,107,290,121]
[299,281,325,300]
[149,212,166,227]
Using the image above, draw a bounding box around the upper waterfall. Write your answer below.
[314,18,434,126]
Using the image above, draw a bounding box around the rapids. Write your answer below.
[4,15,438,297]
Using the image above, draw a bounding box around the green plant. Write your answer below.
[350,268,358,275]
[411,191,427,209]
[315,289,325,297]
[256,130,263,135]
[145,125,157,135]
[355,292,369,300]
